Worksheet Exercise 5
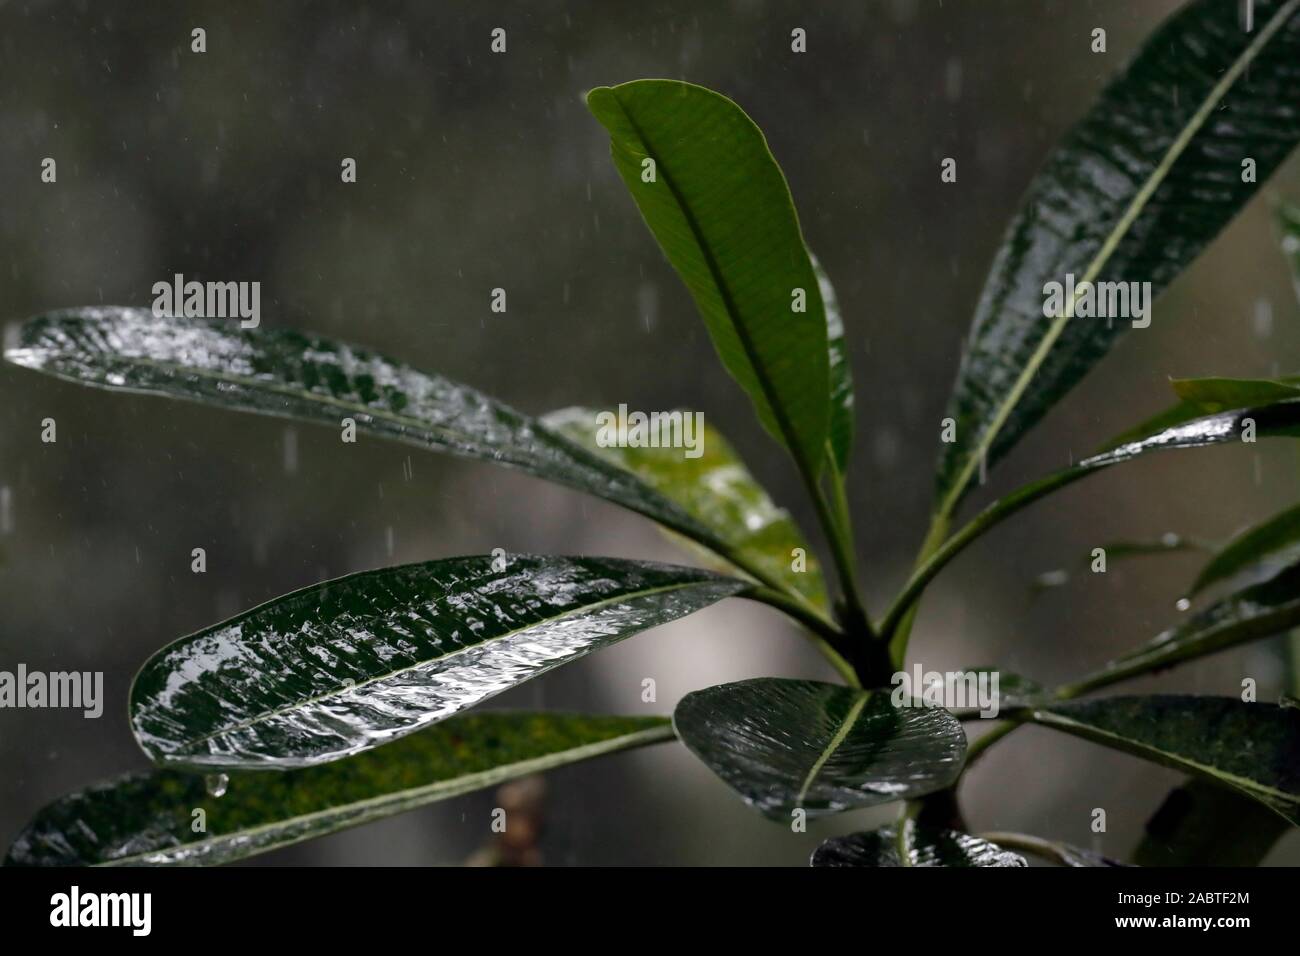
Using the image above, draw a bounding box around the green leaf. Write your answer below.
[1067,564,1300,692]
[1101,376,1300,451]
[814,253,854,476]
[5,712,672,867]
[673,678,965,820]
[934,0,1300,517]
[1022,696,1300,825]
[811,826,1026,867]
[586,79,830,479]
[1192,502,1300,595]
[3,308,733,560]
[541,406,827,609]
[1133,777,1290,867]
[130,555,744,771]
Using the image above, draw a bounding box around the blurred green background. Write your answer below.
[2,0,1298,865]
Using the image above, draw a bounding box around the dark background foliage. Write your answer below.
[1,0,1297,864]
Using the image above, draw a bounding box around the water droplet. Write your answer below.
[1175,597,1191,612]
[204,773,229,798]
[0,487,11,534]
[385,526,394,556]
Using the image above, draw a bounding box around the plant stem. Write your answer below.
[743,587,861,688]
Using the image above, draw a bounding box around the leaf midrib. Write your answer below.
[794,691,868,806]
[939,0,1300,520]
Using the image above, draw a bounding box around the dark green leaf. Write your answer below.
[673,678,965,820]
[1023,696,1300,824]
[1192,502,1300,595]
[1133,777,1290,866]
[587,79,830,478]
[814,253,854,476]
[935,0,1300,517]
[3,308,728,556]
[1070,564,1300,690]
[130,555,744,770]
[541,406,827,608]
[811,825,1026,867]
[5,712,672,867]
[1101,376,1300,451]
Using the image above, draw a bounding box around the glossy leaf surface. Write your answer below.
[587,79,830,477]
[541,406,826,608]
[1024,696,1300,824]
[1101,376,1300,450]
[131,555,743,770]
[935,0,1300,516]
[6,712,672,867]
[811,826,1026,867]
[673,678,965,820]
[815,253,854,475]
[3,308,724,552]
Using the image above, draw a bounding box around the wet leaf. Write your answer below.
[541,406,826,608]
[587,80,830,479]
[3,308,728,557]
[5,712,672,867]
[1192,502,1300,595]
[1133,777,1290,866]
[1023,696,1300,824]
[1074,564,1300,687]
[130,555,744,770]
[1101,376,1300,450]
[811,825,1026,867]
[673,678,965,820]
[815,253,854,476]
[935,0,1300,517]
